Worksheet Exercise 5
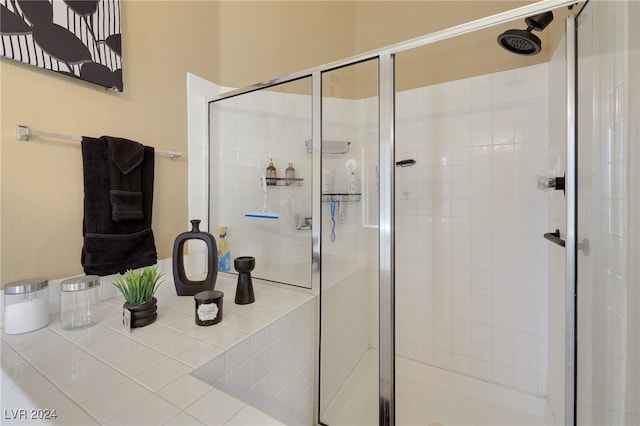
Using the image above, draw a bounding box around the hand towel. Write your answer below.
[106,136,144,222]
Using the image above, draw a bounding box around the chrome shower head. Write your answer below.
[497,11,554,56]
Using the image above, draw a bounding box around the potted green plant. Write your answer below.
[112,266,164,328]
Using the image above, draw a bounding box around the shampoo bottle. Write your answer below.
[347,172,359,194]
[285,162,296,186]
[322,169,332,193]
[266,159,277,185]
[218,227,231,272]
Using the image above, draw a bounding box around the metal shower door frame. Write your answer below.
[564,13,577,426]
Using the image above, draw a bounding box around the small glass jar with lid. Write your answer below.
[3,277,49,335]
[60,275,101,331]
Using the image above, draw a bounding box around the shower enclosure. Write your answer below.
[206,0,640,424]
[318,4,572,424]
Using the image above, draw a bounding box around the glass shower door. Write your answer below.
[318,58,379,425]
[575,1,640,424]
[393,9,568,425]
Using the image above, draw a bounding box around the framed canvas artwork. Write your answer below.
[0,0,123,91]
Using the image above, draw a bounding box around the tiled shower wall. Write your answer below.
[393,63,551,396]
[209,88,313,287]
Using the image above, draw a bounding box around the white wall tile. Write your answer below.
[395,64,551,396]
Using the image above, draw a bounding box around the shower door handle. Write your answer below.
[544,229,565,247]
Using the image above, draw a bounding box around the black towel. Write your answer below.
[81,136,157,276]
[107,136,144,221]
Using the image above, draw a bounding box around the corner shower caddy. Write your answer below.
[268,177,304,187]
[322,193,361,202]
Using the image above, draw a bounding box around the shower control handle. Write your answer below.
[544,229,566,247]
[537,175,565,192]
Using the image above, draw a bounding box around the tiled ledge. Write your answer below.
[1,273,314,425]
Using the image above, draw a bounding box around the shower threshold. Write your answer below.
[322,349,554,425]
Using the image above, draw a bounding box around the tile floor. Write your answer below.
[321,349,556,426]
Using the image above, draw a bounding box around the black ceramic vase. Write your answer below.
[234,256,255,305]
[173,220,218,296]
[125,297,157,328]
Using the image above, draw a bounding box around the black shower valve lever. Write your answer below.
[544,229,566,247]
[396,159,416,167]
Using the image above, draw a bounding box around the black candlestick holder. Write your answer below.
[234,256,255,305]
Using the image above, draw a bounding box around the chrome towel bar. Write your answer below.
[15,125,183,160]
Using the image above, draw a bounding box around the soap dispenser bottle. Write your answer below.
[347,172,358,194]
[266,158,277,186]
[285,162,296,186]
[346,159,359,194]
[172,220,218,296]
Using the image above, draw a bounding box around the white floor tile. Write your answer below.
[185,389,245,425]
[157,374,213,410]
[26,341,78,368]
[49,406,99,425]
[199,327,249,350]
[4,367,56,399]
[62,324,128,354]
[322,349,549,426]
[162,411,206,425]
[1,349,27,370]
[173,341,225,368]
[226,315,269,335]
[105,394,180,426]
[60,367,127,403]
[134,326,183,347]
[162,314,199,333]
[133,358,191,391]
[80,379,151,423]
[44,356,108,388]
[30,389,77,415]
[95,339,148,365]
[225,404,284,425]
[153,333,201,356]
[112,347,168,377]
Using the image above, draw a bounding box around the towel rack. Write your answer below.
[15,125,183,160]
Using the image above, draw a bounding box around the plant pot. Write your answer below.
[124,297,157,328]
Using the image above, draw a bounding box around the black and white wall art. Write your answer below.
[0,0,123,91]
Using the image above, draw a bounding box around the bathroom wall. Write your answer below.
[215,1,550,91]
[0,1,220,285]
[393,62,552,396]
